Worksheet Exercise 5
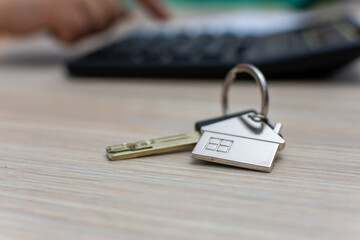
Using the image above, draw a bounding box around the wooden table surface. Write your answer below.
[0,63,359,240]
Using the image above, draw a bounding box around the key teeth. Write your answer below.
[107,152,129,161]
[107,153,114,161]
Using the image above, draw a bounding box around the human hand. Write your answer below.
[0,0,169,43]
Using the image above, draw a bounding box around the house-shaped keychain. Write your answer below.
[192,111,285,172]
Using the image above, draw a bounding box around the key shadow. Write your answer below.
[190,159,264,173]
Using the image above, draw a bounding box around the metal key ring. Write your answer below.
[221,64,269,122]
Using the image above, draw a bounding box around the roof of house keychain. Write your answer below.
[192,64,285,172]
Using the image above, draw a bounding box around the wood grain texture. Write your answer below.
[0,65,359,240]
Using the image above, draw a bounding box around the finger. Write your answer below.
[49,0,127,43]
[50,7,89,43]
[79,0,110,31]
[79,0,107,30]
[104,0,126,18]
[85,0,131,32]
[47,0,92,42]
[136,0,170,20]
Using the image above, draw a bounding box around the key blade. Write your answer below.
[107,132,200,161]
[106,133,197,153]
[106,140,154,153]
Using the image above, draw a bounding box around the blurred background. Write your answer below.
[1,0,360,79]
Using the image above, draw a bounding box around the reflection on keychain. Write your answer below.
[192,64,285,172]
[107,64,285,172]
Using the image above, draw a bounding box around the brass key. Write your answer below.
[106,110,254,161]
[107,132,200,160]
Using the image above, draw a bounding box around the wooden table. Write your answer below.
[1,62,359,240]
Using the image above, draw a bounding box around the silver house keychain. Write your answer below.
[192,64,285,172]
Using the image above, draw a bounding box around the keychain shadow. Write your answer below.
[190,159,246,171]
[190,154,285,173]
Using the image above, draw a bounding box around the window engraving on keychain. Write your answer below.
[205,137,233,153]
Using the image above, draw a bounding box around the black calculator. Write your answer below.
[66,16,360,79]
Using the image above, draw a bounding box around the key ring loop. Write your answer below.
[221,64,269,121]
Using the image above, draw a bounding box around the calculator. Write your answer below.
[66,16,360,79]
